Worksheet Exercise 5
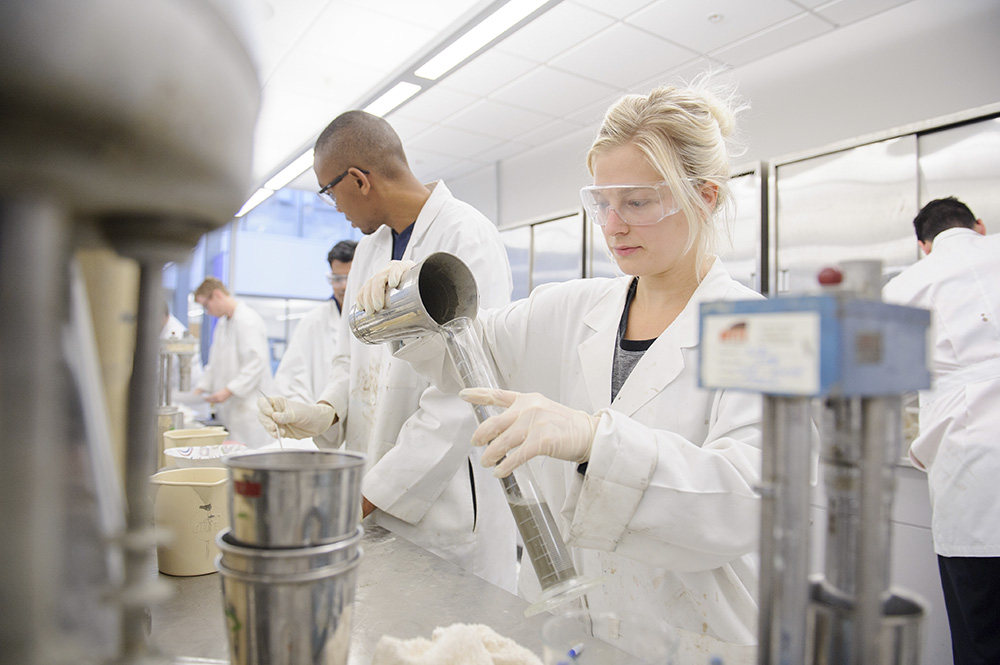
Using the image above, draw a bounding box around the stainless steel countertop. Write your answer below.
[149,524,546,664]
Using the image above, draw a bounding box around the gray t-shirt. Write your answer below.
[612,277,656,402]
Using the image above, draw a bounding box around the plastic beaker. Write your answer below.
[441,317,602,616]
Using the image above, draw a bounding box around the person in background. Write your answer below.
[257,110,518,592]
[357,81,763,663]
[882,197,1000,665]
[193,277,272,449]
[273,239,357,414]
[160,300,202,392]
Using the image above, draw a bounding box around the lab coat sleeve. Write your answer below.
[274,311,319,404]
[224,313,270,398]
[195,335,215,392]
[569,389,762,572]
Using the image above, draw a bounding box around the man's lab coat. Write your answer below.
[883,227,1000,557]
[318,181,518,592]
[196,301,273,449]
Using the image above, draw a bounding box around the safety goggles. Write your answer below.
[579,180,684,227]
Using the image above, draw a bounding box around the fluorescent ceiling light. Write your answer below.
[414,0,549,80]
[236,188,276,217]
[264,149,315,190]
[364,81,422,117]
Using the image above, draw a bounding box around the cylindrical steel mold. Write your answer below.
[225,450,364,548]
[348,251,478,344]
[217,548,362,665]
[217,525,363,575]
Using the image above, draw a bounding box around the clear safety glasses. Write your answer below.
[579,180,685,227]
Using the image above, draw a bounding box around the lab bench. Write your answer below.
[150,523,546,664]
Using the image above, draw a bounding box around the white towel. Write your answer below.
[371,623,543,665]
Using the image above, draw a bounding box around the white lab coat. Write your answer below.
[882,227,1000,557]
[274,298,343,448]
[318,181,518,592]
[160,313,203,391]
[196,301,273,449]
[397,259,764,664]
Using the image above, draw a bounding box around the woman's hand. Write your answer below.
[460,388,599,478]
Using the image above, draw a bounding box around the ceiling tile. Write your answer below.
[493,2,615,64]
[365,0,488,31]
[627,0,804,54]
[431,158,491,182]
[445,99,555,140]
[471,140,531,164]
[568,0,660,20]
[550,23,696,88]
[436,50,540,97]
[712,13,834,68]
[386,115,437,144]
[511,117,589,148]
[813,0,915,27]
[407,124,506,158]
[389,86,479,123]
[406,148,464,180]
[560,89,623,126]
[491,66,618,118]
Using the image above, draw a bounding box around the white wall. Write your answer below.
[446,0,1000,229]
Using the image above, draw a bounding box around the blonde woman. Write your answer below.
[360,81,763,663]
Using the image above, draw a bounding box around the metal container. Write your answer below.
[348,251,478,344]
[224,449,365,548]
[216,525,363,575]
[217,549,362,665]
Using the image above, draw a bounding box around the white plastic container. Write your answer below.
[164,442,246,468]
[150,467,230,576]
[161,427,228,468]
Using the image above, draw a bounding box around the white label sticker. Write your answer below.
[701,311,821,394]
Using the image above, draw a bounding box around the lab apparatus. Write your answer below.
[348,252,601,616]
[699,260,930,665]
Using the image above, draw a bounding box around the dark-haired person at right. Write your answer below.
[882,196,1000,665]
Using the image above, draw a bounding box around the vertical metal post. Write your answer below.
[120,259,166,660]
[759,395,813,665]
[0,199,72,664]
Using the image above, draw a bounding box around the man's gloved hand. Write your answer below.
[460,388,600,478]
[357,259,417,315]
[257,396,337,439]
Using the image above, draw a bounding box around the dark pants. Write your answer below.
[938,555,1000,665]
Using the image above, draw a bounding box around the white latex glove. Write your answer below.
[257,396,337,439]
[460,388,600,478]
[356,259,417,315]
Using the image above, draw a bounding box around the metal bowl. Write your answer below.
[224,449,365,548]
[216,525,363,575]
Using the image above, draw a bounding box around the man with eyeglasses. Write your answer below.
[273,240,357,443]
[258,110,517,593]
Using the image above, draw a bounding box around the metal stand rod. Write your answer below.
[120,259,166,660]
[0,199,71,664]
[759,395,813,665]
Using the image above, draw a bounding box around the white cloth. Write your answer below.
[318,181,518,592]
[371,624,542,665]
[160,313,203,392]
[195,301,273,449]
[273,298,343,447]
[395,259,764,664]
[882,227,1000,557]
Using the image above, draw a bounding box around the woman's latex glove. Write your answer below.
[257,396,337,439]
[461,388,600,478]
[356,259,417,315]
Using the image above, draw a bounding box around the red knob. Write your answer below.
[818,267,843,285]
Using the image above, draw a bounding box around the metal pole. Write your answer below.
[759,395,813,665]
[0,199,72,664]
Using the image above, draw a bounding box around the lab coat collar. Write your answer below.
[580,259,734,416]
[399,180,450,259]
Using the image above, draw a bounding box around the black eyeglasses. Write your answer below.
[318,168,369,206]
